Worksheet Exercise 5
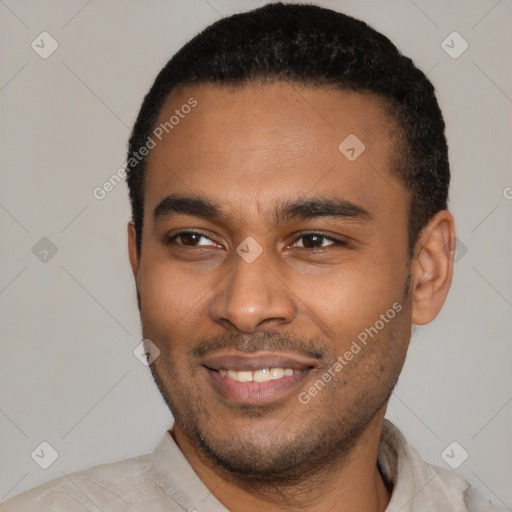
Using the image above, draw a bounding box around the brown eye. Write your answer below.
[301,235,325,248]
[167,232,217,247]
[292,234,340,249]
[180,233,202,246]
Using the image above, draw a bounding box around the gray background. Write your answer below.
[1,0,511,508]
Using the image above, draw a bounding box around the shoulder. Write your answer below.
[0,453,152,512]
[464,485,509,512]
[380,420,507,511]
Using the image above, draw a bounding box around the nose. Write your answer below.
[209,248,297,333]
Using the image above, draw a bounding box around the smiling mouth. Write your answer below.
[217,367,301,382]
[201,352,318,405]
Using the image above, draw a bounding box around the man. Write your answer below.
[1,3,503,511]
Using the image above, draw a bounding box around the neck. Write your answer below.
[172,409,391,512]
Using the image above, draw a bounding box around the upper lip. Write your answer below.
[202,351,319,372]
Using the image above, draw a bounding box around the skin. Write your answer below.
[128,82,455,511]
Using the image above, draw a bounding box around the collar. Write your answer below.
[151,430,228,511]
[378,419,470,511]
[150,419,471,511]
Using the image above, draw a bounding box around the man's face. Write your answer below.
[130,83,413,479]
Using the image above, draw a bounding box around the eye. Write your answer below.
[167,231,218,247]
[291,233,344,249]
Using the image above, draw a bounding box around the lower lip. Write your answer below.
[205,367,312,406]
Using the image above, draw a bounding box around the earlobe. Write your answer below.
[410,210,456,325]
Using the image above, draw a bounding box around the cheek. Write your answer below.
[289,257,407,345]
[137,253,225,367]
[140,268,175,321]
[137,259,196,356]
[138,253,207,322]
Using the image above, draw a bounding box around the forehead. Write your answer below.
[144,82,406,222]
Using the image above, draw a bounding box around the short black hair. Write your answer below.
[127,2,449,256]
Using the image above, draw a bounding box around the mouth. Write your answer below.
[202,352,318,406]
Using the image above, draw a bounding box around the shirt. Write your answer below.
[0,419,504,511]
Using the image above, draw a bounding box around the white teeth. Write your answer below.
[218,368,298,382]
[226,370,238,381]
[253,368,271,382]
[236,370,253,382]
[270,368,284,380]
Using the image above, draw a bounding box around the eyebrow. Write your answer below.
[153,195,229,223]
[153,194,372,225]
[272,196,372,224]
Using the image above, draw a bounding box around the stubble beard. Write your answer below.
[147,317,409,488]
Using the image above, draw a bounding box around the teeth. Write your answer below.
[253,368,271,382]
[236,370,253,382]
[270,368,284,380]
[226,370,238,380]
[218,368,298,382]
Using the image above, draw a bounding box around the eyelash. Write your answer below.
[165,231,347,249]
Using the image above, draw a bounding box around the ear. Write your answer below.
[127,220,140,279]
[127,221,142,312]
[410,210,456,325]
